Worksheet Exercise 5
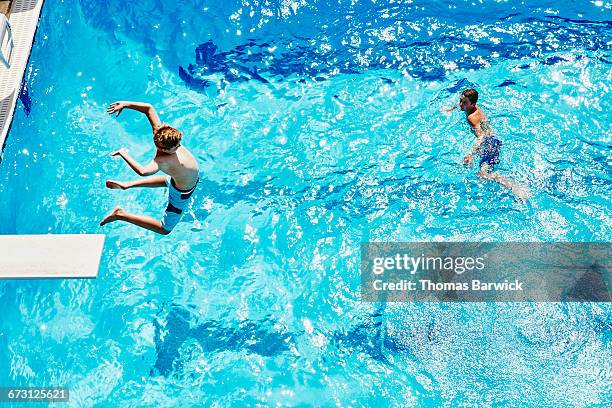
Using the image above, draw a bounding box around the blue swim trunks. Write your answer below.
[160,176,198,232]
[477,136,502,170]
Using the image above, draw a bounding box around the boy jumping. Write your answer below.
[100,101,200,234]
[447,88,529,201]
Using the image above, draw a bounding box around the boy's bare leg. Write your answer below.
[478,165,530,201]
[106,175,167,190]
[100,207,170,235]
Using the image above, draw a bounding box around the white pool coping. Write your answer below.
[0,0,44,158]
[0,234,105,279]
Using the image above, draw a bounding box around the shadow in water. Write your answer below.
[152,303,443,377]
[152,306,290,376]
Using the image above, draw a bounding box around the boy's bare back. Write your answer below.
[153,132,199,190]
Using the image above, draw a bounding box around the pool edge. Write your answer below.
[0,0,44,162]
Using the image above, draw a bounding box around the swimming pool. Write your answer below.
[0,0,610,405]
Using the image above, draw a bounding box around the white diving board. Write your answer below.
[0,234,105,279]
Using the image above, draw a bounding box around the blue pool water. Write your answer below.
[1,0,611,405]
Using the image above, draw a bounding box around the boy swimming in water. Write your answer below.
[447,88,529,201]
[100,101,200,234]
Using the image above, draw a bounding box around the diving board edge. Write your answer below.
[0,234,105,279]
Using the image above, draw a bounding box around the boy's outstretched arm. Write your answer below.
[444,103,459,113]
[110,148,160,176]
[107,101,162,131]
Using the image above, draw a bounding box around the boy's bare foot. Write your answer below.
[512,185,531,202]
[106,180,128,190]
[100,207,125,226]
